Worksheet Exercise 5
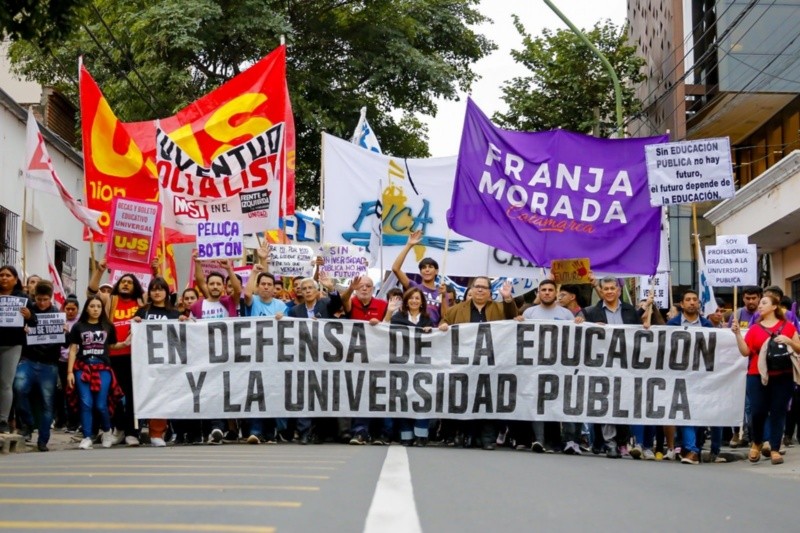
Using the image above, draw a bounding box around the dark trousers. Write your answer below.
[110,355,135,436]
[747,373,794,451]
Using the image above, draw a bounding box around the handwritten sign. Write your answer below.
[637,273,670,309]
[645,137,734,206]
[110,270,153,291]
[716,234,748,247]
[0,295,27,327]
[107,198,161,273]
[196,221,243,260]
[267,244,315,278]
[550,258,591,284]
[319,244,369,281]
[26,312,66,345]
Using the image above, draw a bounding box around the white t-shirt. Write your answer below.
[523,305,575,321]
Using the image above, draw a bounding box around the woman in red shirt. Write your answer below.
[732,294,800,464]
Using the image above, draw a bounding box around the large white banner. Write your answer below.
[132,317,747,425]
[322,133,553,278]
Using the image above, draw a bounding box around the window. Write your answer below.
[0,206,19,266]
[54,240,78,295]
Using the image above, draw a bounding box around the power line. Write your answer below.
[88,4,170,116]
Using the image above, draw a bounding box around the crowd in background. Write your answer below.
[1,237,798,466]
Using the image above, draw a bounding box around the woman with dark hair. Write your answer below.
[178,288,199,318]
[733,293,800,464]
[66,295,127,450]
[0,265,35,433]
[133,277,185,447]
[387,287,434,446]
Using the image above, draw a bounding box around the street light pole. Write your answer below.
[542,0,625,137]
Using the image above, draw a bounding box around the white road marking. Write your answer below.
[364,446,423,533]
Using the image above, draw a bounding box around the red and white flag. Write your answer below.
[25,109,103,233]
[44,242,67,308]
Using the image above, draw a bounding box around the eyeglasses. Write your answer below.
[472,285,490,290]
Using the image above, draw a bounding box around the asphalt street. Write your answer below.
[0,436,798,532]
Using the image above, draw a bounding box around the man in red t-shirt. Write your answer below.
[342,276,387,323]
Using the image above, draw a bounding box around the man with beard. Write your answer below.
[517,280,574,453]
[728,286,762,329]
[438,278,517,450]
[88,257,145,446]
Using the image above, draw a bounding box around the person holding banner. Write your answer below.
[664,290,718,465]
[387,287,435,447]
[732,294,800,465]
[132,277,186,447]
[66,296,127,450]
[287,274,343,444]
[0,265,36,435]
[12,281,61,451]
[576,276,647,459]
[438,278,517,450]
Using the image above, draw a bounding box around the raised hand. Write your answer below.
[407,229,423,246]
[499,280,513,301]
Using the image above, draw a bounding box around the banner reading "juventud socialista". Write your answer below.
[131,318,746,426]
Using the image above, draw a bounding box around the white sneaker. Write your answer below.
[79,437,94,450]
[101,431,114,448]
[150,437,166,447]
[111,428,125,445]
[564,441,582,455]
[208,428,224,445]
[125,435,140,447]
[643,448,656,461]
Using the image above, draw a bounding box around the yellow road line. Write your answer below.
[0,521,274,532]
[0,498,300,508]
[0,472,329,480]
[0,483,319,491]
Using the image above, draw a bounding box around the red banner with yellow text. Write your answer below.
[80,45,295,242]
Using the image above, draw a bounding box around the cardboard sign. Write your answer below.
[319,244,369,281]
[645,137,735,207]
[196,221,244,260]
[269,244,315,278]
[638,273,670,309]
[110,270,153,291]
[704,242,758,286]
[716,234,748,247]
[0,295,27,327]
[107,198,161,273]
[550,258,591,284]
[26,312,66,345]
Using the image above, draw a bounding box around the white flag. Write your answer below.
[25,109,103,233]
[696,235,718,316]
[350,108,383,267]
[44,241,67,308]
[351,106,382,154]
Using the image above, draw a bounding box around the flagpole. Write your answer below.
[733,285,738,326]
[160,225,167,276]
[319,133,326,245]
[21,188,28,277]
[441,228,451,278]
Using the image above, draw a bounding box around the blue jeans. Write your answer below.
[13,360,58,445]
[747,373,794,451]
[75,369,112,438]
[352,418,393,439]
[398,419,429,441]
[631,425,656,449]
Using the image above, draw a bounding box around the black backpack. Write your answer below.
[760,322,793,372]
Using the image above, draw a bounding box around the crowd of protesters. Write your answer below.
[1,239,799,466]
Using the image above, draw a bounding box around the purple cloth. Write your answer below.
[447,98,667,275]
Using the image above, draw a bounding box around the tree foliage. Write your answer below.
[8,0,494,208]
[494,18,644,137]
[0,0,88,45]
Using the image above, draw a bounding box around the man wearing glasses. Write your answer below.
[438,278,517,450]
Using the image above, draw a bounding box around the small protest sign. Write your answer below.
[269,244,315,278]
[645,137,735,207]
[110,270,153,290]
[638,273,670,309]
[319,244,369,280]
[26,313,66,345]
[716,235,748,246]
[107,198,161,273]
[705,240,757,287]
[0,295,27,327]
[196,221,244,260]
[550,258,591,284]
[233,265,252,288]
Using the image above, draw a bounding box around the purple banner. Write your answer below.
[447,99,667,275]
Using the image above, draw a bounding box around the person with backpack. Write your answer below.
[732,293,800,464]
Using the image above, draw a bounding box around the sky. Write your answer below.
[423,0,627,157]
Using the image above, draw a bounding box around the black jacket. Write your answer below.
[287,293,343,319]
[580,301,641,325]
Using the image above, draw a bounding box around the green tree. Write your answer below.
[0,0,88,45]
[8,0,494,208]
[495,18,644,137]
